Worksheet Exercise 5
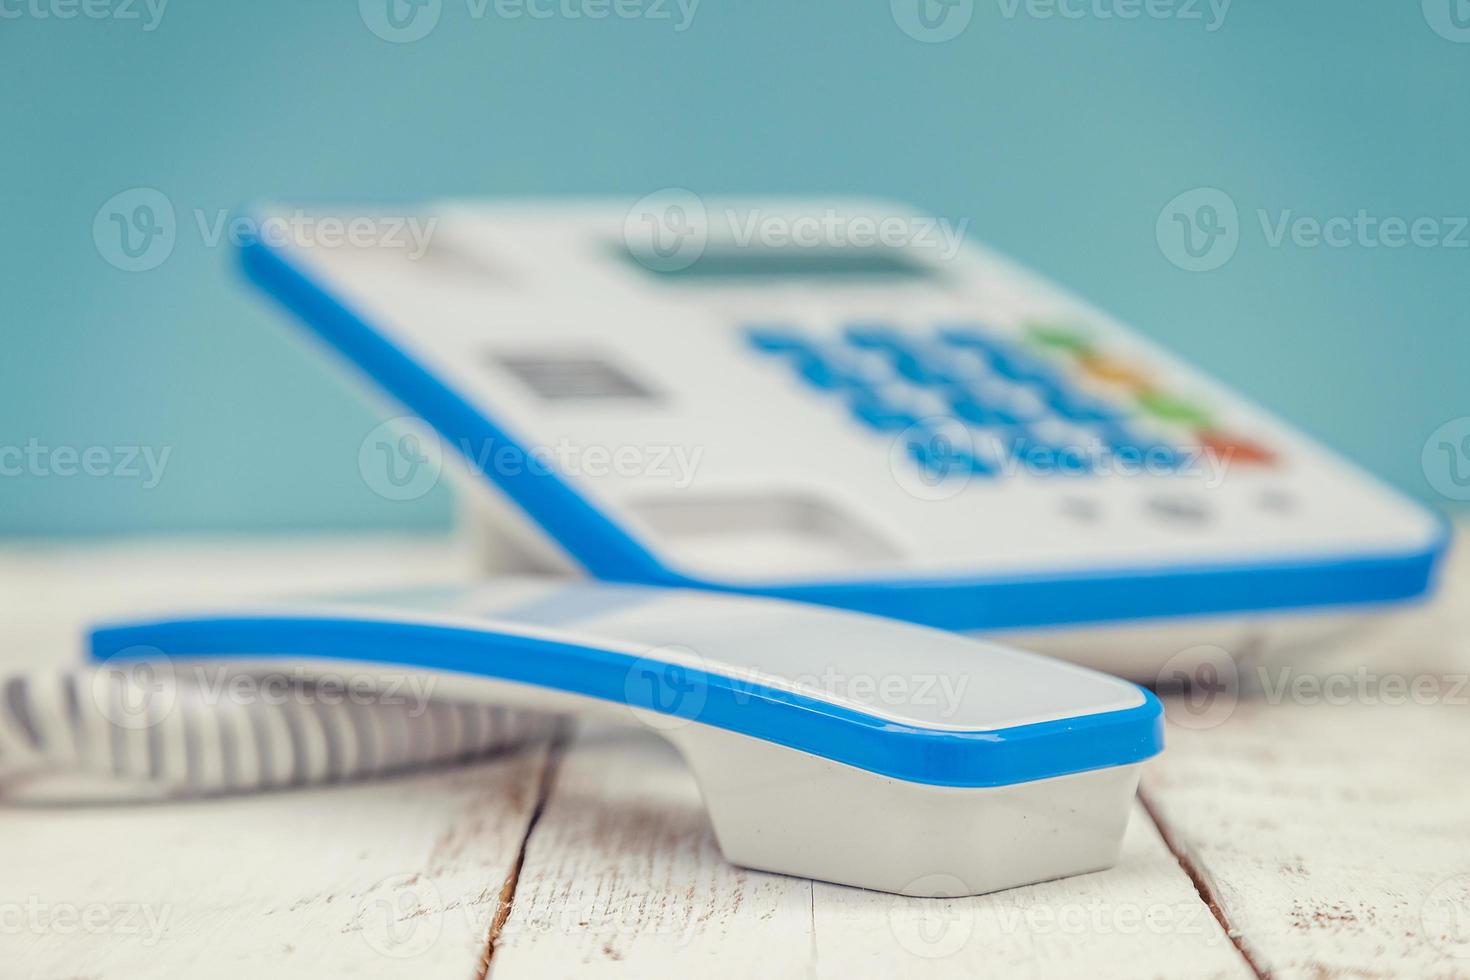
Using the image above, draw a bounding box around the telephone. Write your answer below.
[239,197,1446,677]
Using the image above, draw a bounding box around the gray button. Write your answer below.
[1258,489,1296,514]
[1145,494,1211,527]
[1059,496,1102,524]
[492,351,660,402]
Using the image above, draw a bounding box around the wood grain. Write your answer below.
[0,750,552,980]
[0,536,549,980]
[1142,539,1470,980]
[1144,697,1470,980]
[7,534,1470,979]
[491,722,1249,980]
[490,725,820,978]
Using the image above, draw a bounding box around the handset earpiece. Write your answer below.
[26,578,1162,896]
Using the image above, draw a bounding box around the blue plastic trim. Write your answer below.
[239,229,1449,632]
[239,230,672,583]
[89,616,1164,788]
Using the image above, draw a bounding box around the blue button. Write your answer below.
[986,347,1064,385]
[797,355,859,389]
[850,396,922,432]
[796,347,892,390]
[906,432,996,479]
[961,376,1051,422]
[1048,389,1126,423]
[1010,430,1094,475]
[892,349,966,387]
[936,324,1007,356]
[745,325,811,354]
[892,355,926,382]
[843,323,909,351]
[1102,426,1183,470]
[949,392,1021,427]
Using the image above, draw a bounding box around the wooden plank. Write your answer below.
[1141,539,1470,979]
[8,533,1470,978]
[0,537,550,980]
[810,804,1249,980]
[1144,697,1470,980]
[1,750,552,979]
[488,726,819,978]
[491,722,1250,979]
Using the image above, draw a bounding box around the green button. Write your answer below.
[1136,391,1212,427]
[1025,323,1093,356]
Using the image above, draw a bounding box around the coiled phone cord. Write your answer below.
[0,668,557,801]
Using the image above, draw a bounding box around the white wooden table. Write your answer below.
[2,531,1468,979]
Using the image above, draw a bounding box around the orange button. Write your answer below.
[1078,354,1152,390]
[1200,431,1276,465]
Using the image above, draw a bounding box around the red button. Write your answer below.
[1200,431,1276,466]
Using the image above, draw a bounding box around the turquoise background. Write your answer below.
[2,1,1467,537]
